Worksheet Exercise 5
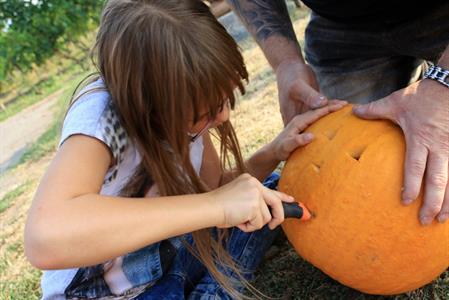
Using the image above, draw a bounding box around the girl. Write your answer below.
[24,0,346,299]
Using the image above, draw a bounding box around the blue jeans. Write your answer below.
[133,174,281,300]
[304,2,449,104]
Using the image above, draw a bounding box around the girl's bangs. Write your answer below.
[189,61,246,124]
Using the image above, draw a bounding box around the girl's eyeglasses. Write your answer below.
[190,119,213,143]
[189,99,230,143]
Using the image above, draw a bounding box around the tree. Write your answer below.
[0,0,104,84]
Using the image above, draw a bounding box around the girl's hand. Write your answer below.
[209,174,295,231]
[270,100,347,161]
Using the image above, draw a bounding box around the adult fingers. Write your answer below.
[262,188,295,229]
[420,153,448,225]
[352,94,397,121]
[437,164,449,223]
[289,79,328,109]
[280,97,301,125]
[402,137,427,206]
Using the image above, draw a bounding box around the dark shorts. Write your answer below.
[304,3,449,104]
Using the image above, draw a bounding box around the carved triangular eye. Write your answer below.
[311,162,320,172]
[349,144,367,161]
[323,128,339,140]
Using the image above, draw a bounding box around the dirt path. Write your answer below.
[0,88,65,173]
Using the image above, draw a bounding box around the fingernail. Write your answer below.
[304,133,314,141]
[401,191,413,205]
[438,213,449,223]
[353,105,364,114]
[420,216,432,226]
[313,96,327,107]
[335,99,347,105]
[402,198,413,205]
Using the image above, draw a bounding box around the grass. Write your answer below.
[0,181,33,214]
[0,242,42,300]
[0,266,42,300]
[253,233,449,300]
[0,178,42,300]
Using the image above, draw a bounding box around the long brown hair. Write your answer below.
[71,0,263,298]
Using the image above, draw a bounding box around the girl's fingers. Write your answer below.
[272,189,295,203]
[260,198,273,226]
[245,212,265,232]
[239,187,296,232]
[295,133,314,147]
[282,133,315,155]
[277,133,314,161]
[237,223,252,232]
[240,187,266,232]
[262,187,289,229]
[312,100,347,115]
[328,99,347,106]
[292,101,347,132]
[327,100,348,112]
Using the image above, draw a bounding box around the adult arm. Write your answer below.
[354,45,449,225]
[227,0,328,123]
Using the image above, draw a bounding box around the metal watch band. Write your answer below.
[424,64,449,88]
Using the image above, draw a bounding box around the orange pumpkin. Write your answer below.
[279,105,449,295]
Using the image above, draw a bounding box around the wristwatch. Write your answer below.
[424,64,449,88]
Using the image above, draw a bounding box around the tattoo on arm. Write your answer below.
[228,0,297,43]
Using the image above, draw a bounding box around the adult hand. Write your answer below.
[353,79,449,225]
[275,59,328,125]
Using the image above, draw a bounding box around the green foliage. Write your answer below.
[0,180,33,214]
[0,0,104,82]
